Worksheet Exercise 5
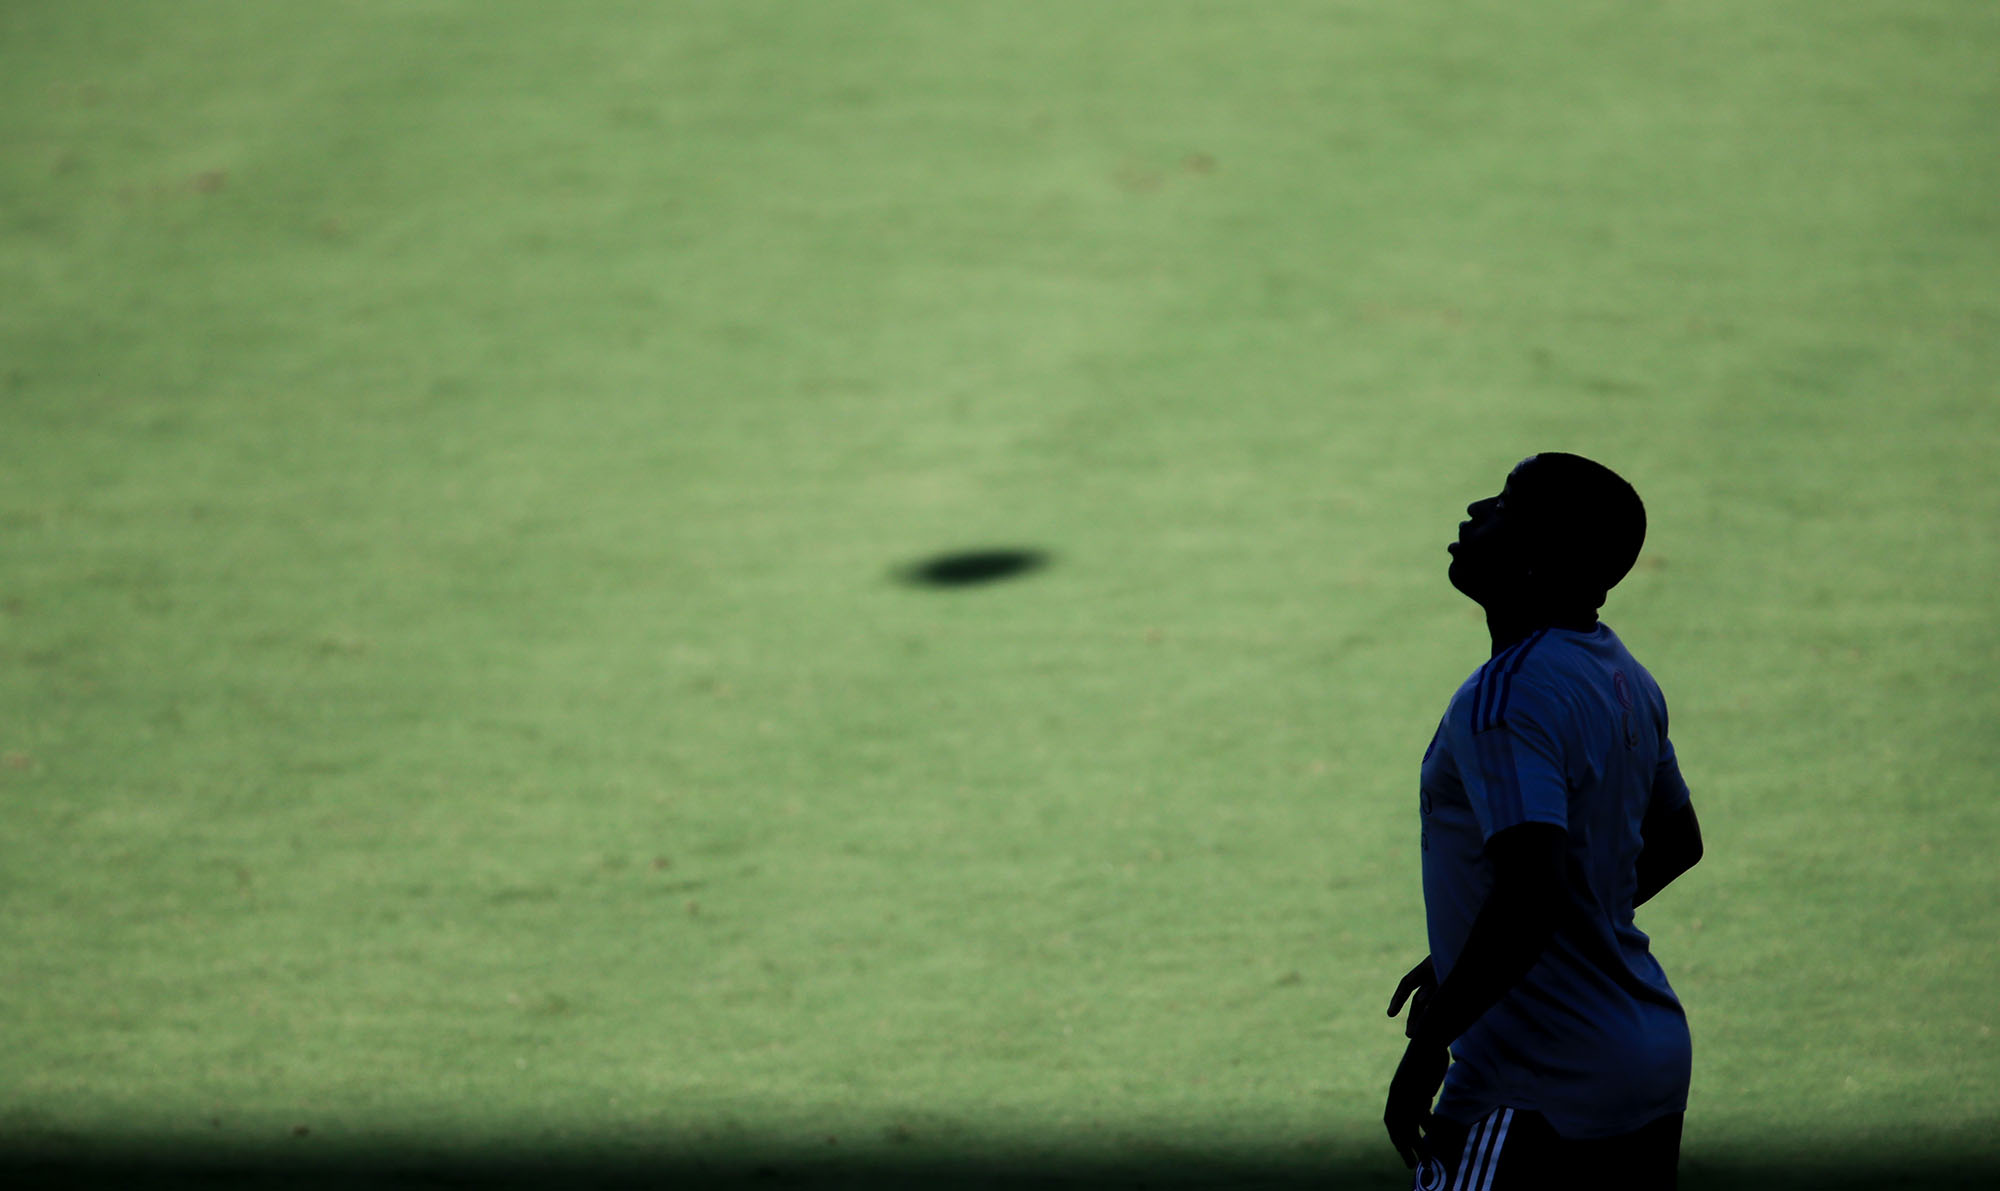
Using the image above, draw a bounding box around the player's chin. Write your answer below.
[1447,560,1501,607]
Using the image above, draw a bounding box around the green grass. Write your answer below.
[2,1,1996,1186]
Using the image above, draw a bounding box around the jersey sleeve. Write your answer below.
[1651,735,1692,815]
[1459,675,1572,842]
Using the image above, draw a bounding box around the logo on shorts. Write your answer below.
[1413,1155,1447,1191]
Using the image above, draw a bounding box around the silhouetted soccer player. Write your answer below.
[1384,453,1705,1190]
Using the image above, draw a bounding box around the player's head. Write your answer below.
[1448,453,1647,615]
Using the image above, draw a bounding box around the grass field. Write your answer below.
[3,2,1996,1187]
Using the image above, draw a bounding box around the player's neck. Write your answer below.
[1485,606,1598,657]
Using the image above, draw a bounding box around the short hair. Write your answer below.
[1507,453,1648,611]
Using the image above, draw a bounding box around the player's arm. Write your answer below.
[1406,821,1566,1051]
[1634,798,1702,909]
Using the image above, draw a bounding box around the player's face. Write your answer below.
[1447,463,1535,603]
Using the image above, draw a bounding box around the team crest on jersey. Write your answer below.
[1413,1155,1447,1191]
[1612,670,1640,749]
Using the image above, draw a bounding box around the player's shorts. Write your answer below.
[1411,1106,1683,1191]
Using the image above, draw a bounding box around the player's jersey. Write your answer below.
[1419,621,1693,1140]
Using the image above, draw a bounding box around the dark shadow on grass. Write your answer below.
[4,1135,1999,1191]
[896,549,1051,589]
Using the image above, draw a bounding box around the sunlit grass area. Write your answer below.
[2,2,1995,1187]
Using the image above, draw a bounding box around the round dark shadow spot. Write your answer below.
[899,549,1051,588]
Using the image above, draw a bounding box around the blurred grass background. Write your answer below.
[2,1,1996,1186]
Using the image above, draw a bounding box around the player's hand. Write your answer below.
[1383,1037,1451,1169]
[1386,955,1436,1040]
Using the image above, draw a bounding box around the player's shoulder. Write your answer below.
[1450,628,1573,732]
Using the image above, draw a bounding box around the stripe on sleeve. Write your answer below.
[1473,716,1522,826]
[1476,629,1549,733]
[1471,647,1510,734]
[1486,631,1548,732]
[1466,630,1549,832]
